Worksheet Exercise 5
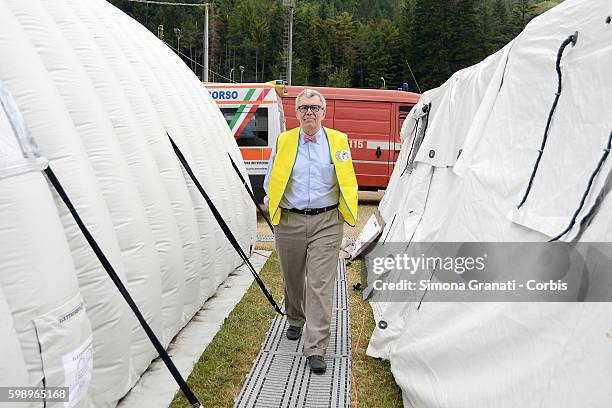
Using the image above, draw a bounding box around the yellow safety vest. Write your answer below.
[267,127,358,226]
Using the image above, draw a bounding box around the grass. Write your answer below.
[347,259,403,408]
[170,252,284,408]
[171,195,402,407]
[170,253,402,408]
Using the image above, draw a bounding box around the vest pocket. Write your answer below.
[33,293,93,407]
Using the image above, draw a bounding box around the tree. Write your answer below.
[272,54,309,85]
[408,0,452,90]
[351,24,369,87]
[292,2,322,83]
[478,0,495,56]
[532,0,561,16]
[181,17,200,72]
[510,0,536,35]
[326,66,351,87]
[490,0,514,51]
[364,19,399,88]
[399,0,414,53]
[332,12,356,66]
[249,18,270,82]
[111,0,559,88]
[447,0,483,70]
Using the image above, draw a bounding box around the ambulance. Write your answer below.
[205,82,420,200]
[205,82,286,201]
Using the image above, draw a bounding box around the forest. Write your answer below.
[110,0,562,91]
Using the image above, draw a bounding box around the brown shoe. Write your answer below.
[286,325,302,340]
[307,355,326,374]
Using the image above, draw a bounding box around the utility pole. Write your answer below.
[288,7,293,85]
[282,0,295,85]
[173,28,181,56]
[124,0,209,80]
[203,3,209,82]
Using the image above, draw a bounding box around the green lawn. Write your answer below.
[348,258,403,408]
[170,252,403,407]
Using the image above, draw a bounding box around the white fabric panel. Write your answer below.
[105,0,253,279]
[5,0,162,389]
[365,166,434,355]
[374,163,435,264]
[0,90,45,393]
[55,0,202,337]
[379,104,419,221]
[366,300,411,360]
[390,303,590,408]
[0,170,91,407]
[176,62,253,273]
[379,92,440,222]
[413,48,510,169]
[505,2,612,239]
[156,39,240,236]
[87,0,208,321]
[540,303,612,406]
[0,5,131,405]
[0,87,47,179]
[101,0,227,305]
[453,41,515,177]
[366,165,436,353]
[109,3,237,294]
[162,39,256,261]
[382,41,511,225]
[369,1,612,406]
[411,168,458,242]
[0,95,50,406]
[579,180,612,241]
[0,287,31,408]
[1,0,258,403]
[44,0,185,347]
[149,40,242,287]
[174,57,253,267]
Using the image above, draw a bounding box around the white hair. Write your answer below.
[295,88,326,111]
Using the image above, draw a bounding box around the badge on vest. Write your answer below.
[335,150,351,162]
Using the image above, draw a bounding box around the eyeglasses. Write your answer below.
[297,105,323,114]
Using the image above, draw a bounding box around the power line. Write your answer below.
[404,59,422,94]
[122,0,208,7]
[121,0,234,82]
[164,41,235,83]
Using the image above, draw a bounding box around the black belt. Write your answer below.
[282,203,338,215]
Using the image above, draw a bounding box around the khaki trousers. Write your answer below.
[274,208,343,357]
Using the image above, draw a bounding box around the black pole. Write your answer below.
[44,166,202,408]
[227,153,274,233]
[168,135,284,316]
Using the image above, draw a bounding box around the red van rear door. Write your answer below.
[387,105,414,178]
[334,100,391,189]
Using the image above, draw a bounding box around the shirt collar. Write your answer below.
[300,127,325,145]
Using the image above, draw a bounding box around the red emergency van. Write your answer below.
[283,86,420,189]
[205,82,420,199]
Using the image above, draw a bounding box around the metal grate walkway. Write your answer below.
[235,259,351,408]
[256,233,275,242]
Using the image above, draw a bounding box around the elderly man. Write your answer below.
[263,88,358,374]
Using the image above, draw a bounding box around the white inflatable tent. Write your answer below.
[367,0,612,407]
[0,0,255,406]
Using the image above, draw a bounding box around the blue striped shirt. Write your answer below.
[264,127,339,210]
